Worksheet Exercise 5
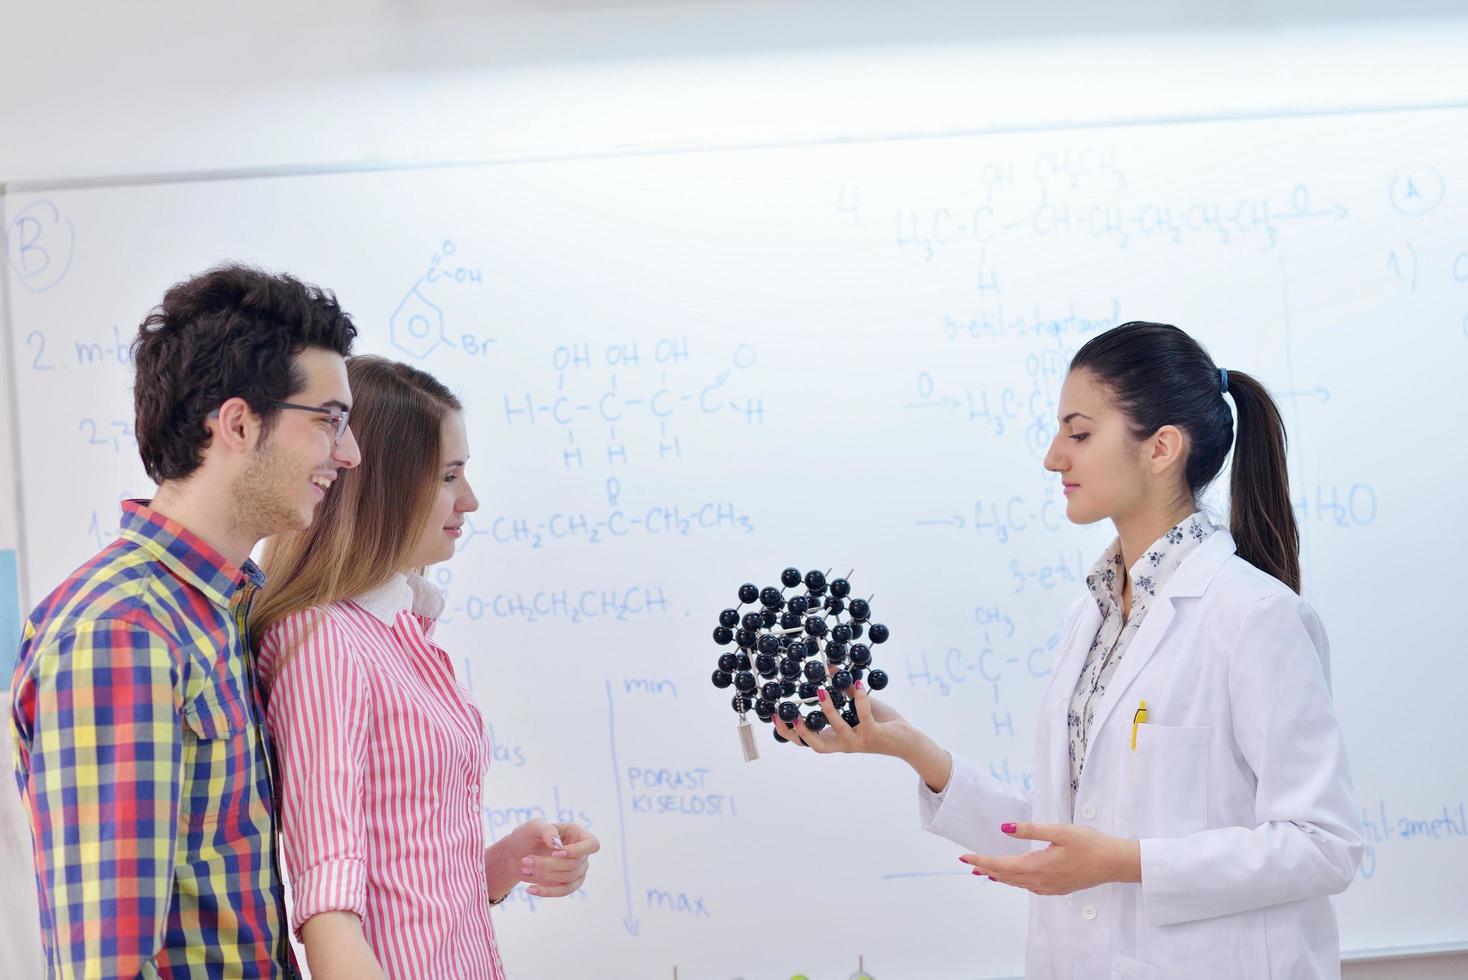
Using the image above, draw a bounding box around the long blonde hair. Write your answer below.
[250,355,462,677]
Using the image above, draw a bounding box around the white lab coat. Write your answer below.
[920,530,1363,980]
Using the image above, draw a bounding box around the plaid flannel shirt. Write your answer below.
[11,500,288,978]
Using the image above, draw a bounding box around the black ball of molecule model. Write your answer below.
[804,569,827,592]
[760,681,783,702]
[760,586,784,608]
[788,639,810,660]
[760,609,778,628]
[849,643,872,666]
[780,679,798,697]
[825,641,848,662]
[798,681,819,700]
[718,652,738,673]
[777,700,800,722]
[867,669,890,690]
[755,653,778,676]
[847,598,871,621]
[741,611,763,632]
[779,611,801,630]
[738,583,760,604]
[841,707,860,727]
[719,608,740,628]
[830,577,852,598]
[831,669,853,690]
[734,671,757,693]
[735,628,757,649]
[781,566,803,588]
[731,694,753,712]
[779,658,801,679]
[712,669,733,688]
[868,623,890,644]
[824,596,845,615]
[757,633,782,656]
[804,617,828,638]
[787,595,809,615]
[831,623,853,643]
[803,661,827,683]
[849,622,865,640]
[755,700,775,721]
[712,625,734,645]
[828,688,848,709]
[804,710,828,732]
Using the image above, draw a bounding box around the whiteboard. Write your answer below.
[4,106,1466,979]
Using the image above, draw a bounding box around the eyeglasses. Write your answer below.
[274,401,352,442]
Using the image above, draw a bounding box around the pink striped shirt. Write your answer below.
[259,573,506,978]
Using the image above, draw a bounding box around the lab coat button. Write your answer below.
[1082,904,1098,921]
[1081,804,1097,820]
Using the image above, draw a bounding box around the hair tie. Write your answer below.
[1218,367,1229,394]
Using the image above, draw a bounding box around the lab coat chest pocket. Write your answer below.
[1116,724,1210,837]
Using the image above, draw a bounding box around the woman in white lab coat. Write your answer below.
[778,322,1363,979]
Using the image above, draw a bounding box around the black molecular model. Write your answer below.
[710,567,890,760]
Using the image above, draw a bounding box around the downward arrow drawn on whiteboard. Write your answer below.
[605,681,640,936]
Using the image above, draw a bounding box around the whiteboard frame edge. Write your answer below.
[0,186,33,614]
[2,99,1468,194]
[1343,940,1468,962]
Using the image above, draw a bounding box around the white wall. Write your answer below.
[3,1,1466,975]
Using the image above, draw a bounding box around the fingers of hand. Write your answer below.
[851,685,878,725]
[1006,821,1068,844]
[558,834,601,859]
[554,822,595,845]
[527,880,582,898]
[820,692,855,741]
[778,718,815,749]
[523,855,589,885]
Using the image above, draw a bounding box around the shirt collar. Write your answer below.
[1085,510,1216,613]
[351,572,415,627]
[117,499,262,608]
[349,572,447,626]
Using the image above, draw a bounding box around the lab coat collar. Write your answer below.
[1063,529,1238,803]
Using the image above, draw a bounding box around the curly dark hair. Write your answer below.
[131,263,358,483]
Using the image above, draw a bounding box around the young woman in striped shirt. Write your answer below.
[250,356,599,979]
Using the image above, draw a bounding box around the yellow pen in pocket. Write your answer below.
[1131,699,1149,750]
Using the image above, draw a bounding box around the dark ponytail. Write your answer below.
[1070,322,1301,593]
[1222,370,1300,593]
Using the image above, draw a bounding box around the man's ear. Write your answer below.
[209,397,262,454]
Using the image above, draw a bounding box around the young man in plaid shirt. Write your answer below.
[11,265,361,978]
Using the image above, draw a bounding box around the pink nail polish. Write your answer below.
[1001,822,1018,834]
[853,679,863,690]
[972,869,983,876]
[521,867,533,876]
[817,688,827,702]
